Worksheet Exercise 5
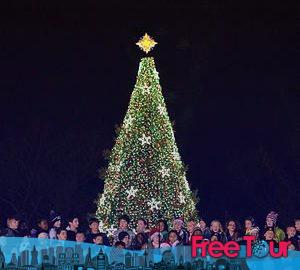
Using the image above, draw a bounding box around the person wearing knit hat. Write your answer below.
[265,211,285,243]
[49,210,62,239]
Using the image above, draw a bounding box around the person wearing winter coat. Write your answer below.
[85,218,110,246]
[198,218,211,240]
[131,232,148,250]
[155,220,169,242]
[209,220,227,243]
[57,228,68,241]
[3,215,22,237]
[187,220,197,243]
[30,218,49,238]
[264,229,279,248]
[48,210,62,239]
[160,230,182,247]
[172,218,189,244]
[66,215,80,241]
[244,216,260,240]
[118,231,131,249]
[150,232,163,249]
[285,225,299,250]
[264,211,285,243]
[294,218,300,249]
[112,215,135,245]
[225,219,243,242]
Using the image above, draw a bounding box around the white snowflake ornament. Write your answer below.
[159,166,170,178]
[126,186,138,199]
[147,198,161,212]
[139,134,151,145]
[179,192,185,204]
[107,225,116,237]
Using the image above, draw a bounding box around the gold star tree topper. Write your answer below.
[136,33,157,54]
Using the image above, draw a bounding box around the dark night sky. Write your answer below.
[0,2,299,227]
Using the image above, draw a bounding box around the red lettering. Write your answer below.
[224,241,240,258]
[208,241,223,258]
[243,236,255,257]
[192,236,204,257]
[269,241,290,258]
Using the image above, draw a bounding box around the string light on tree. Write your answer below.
[157,104,166,116]
[172,148,180,161]
[124,115,133,128]
[96,33,197,228]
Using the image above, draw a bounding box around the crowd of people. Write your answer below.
[1,210,300,251]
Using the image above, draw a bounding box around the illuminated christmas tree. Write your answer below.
[96,34,197,230]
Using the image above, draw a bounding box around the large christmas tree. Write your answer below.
[96,34,197,230]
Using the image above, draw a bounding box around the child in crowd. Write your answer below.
[85,218,110,246]
[172,218,189,244]
[150,232,162,249]
[244,216,260,239]
[131,232,148,250]
[264,229,279,248]
[49,210,62,239]
[155,220,169,242]
[76,231,86,242]
[161,230,182,247]
[225,219,242,242]
[187,220,197,242]
[3,215,21,237]
[118,231,131,249]
[286,225,299,250]
[199,218,211,240]
[113,215,135,245]
[93,234,104,245]
[66,215,80,241]
[136,218,150,241]
[295,218,300,243]
[31,218,49,238]
[57,228,68,241]
[114,241,125,249]
[264,211,285,243]
[210,220,227,243]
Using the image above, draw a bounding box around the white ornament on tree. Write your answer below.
[179,192,185,204]
[106,225,116,237]
[139,134,151,145]
[159,166,170,178]
[147,198,161,212]
[137,83,151,95]
[126,186,138,199]
[98,220,105,232]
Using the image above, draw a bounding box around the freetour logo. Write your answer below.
[191,236,291,258]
